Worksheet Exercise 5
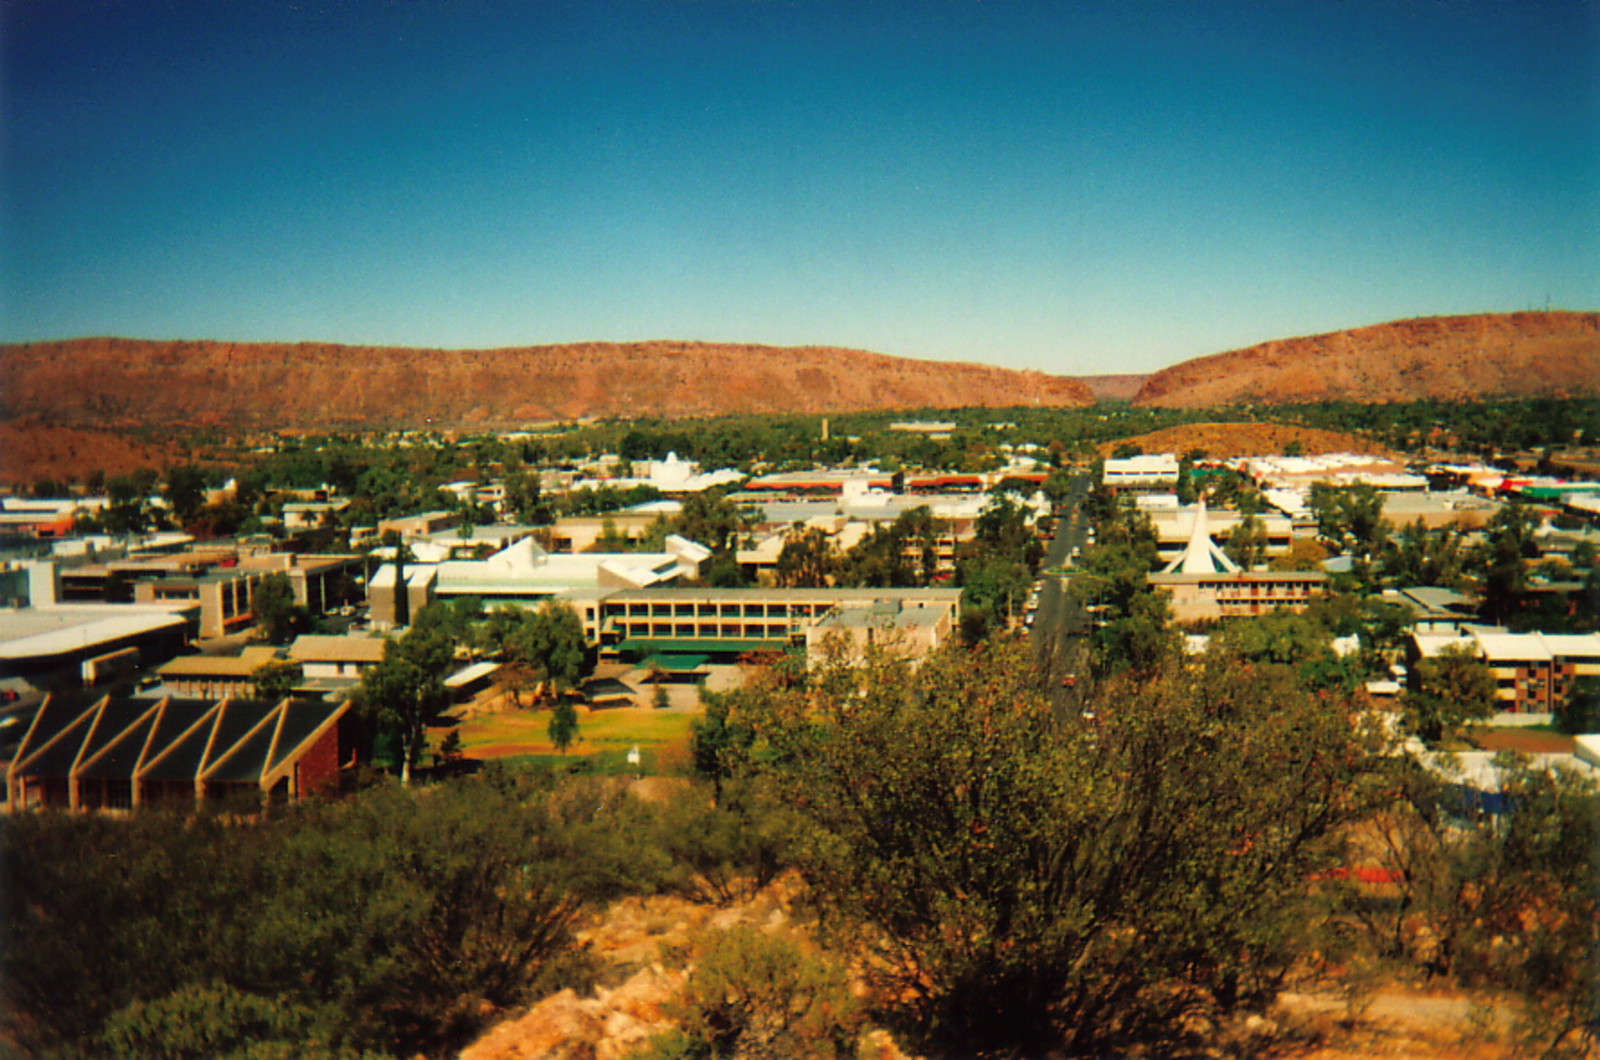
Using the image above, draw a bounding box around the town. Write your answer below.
[3,403,1598,1059]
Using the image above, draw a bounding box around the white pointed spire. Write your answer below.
[1162,496,1241,575]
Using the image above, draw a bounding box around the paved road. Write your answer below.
[1029,471,1095,714]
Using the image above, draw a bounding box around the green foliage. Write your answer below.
[488,601,590,704]
[1344,756,1599,1055]
[1222,512,1269,569]
[361,628,455,783]
[548,699,580,753]
[1473,501,1538,623]
[1403,643,1497,744]
[690,690,756,799]
[1308,482,1388,559]
[728,639,1367,1057]
[99,981,376,1060]
[254,572,310,646]
[1384,517,1466,590]
[1555,674,1600,735]
[659,927,864,1060]
[774,525,837,588]
[251,658,303,701]
[164,464,210,524]
[1,781,595,1059]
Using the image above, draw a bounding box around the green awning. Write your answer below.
[644,653,711,673]
[616,637,784,656]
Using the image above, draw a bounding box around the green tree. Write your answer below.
[1309,482,1388,560]
[360,628,454,784]
[253,573,310,646]
[1223,512,1268,569]
[653,928,863,1060]
[251,659,302,702]
[775,525,837,588]
[839,524,914,588]
[1474,502,1537,623]
[1404,642,1497,744]
[164,465,209,526]
[547,699,579,754]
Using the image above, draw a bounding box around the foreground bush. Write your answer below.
[724,639,1373,1057]
[3,779,595,1059]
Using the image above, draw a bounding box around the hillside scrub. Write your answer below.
[0,774,669,1059]
[713,638,1377,1058]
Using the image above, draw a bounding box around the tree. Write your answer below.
[253,573,309,645]
[163,465,209,526]
[488,602,588,705]
[1309,482,1388,560]
[2,781,593,1059]
[547,699,579,754]
[1404,643,1497,744]
[1385,518,1465,589]
[1223,513,1269,569]
[775,525,837,588]
[1475,502,1538,623]
[522,602,588,701]
[360,629,454,784]
[729,639,1368,1058]
[251,659,302,702]
[839,524,914,588]
[1271,535,1328,572]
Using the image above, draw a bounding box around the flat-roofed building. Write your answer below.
[134,569,264,638]
[597,586,963,662]
[287,634,389,682]
[158,646,283,699]
[0,604,197,686]
[1409,629,1600,714]
[805,599,954,666]
[1102,454,1180,494]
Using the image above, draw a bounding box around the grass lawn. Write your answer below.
[434,702,698,773]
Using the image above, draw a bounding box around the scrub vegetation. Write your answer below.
[6,632,1594,1059]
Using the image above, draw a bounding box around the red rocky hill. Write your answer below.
[1132,312,1600,407]
[0,338,1094,430]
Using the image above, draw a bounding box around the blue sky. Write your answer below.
[3,0,1596,375]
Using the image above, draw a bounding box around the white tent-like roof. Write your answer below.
[1159,498,1240,575]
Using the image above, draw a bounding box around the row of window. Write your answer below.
[616,622,792,641]
[604,602,826,620]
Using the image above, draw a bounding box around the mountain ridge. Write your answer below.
[2,312,1595,432]
[1132,311,1599,407]
[0,337,1094,430]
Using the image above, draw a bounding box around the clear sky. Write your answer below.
[2,0,1596,376]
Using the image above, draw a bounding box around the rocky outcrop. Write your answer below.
[1132,312,1600,407]
[0,337,1094,430]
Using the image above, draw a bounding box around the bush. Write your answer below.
[728,638,1370,1057]
[643,928,863,1060]
[2,779,597,1058]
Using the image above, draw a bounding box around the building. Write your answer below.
[134,569,265,638]
[157,646,283,699]
[6,692,355,811]
[1146,500,1325,623]
[804,598,954,666]
[367,536,710,630]
[0,604,197,687]
[596,586,963,662]
[288,633,388,681]
[378,510,461,539]
[1102,454,1181,495]
[1410,629,1600,714]
[1143,503,1295,564]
